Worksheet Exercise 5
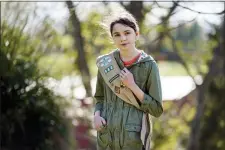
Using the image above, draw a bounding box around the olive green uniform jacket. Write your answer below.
[94,50,163,150]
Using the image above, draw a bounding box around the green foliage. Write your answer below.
[1,18,73,150]
[199,76,225,150]
[2,2,221,150]
[172,21,204,51]
[199,20,225,150]
[38,52,77,79]
[151,102,195,150]
[80,11,115,76]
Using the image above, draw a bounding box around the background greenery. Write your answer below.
[1,1,224,150]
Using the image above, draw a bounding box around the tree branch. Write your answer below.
[173,1,225,15]
[154,1,173,9]
[119,1,129,10]
[167,32,199,86]
[150,16,197,44]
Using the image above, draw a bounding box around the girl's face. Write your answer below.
[111,23,139,51]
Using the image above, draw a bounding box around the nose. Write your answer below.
[120,35,126,42]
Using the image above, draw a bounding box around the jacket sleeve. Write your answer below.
[140,61,163,117]
[94,70,104,113]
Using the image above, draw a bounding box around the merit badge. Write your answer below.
[120,81,126,88]
[115,86,120,94]
[104,65,114,74]
[98,56,112,67]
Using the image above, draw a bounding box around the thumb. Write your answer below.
[101,117,106,125]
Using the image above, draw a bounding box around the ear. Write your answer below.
[135,32,139,40]
[136,31,139,36]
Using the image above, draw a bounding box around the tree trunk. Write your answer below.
[187,84,206,150]
[66,1,92,97]
[155,2,178,53]
[187,51,222,150]
[187,4,225,149]
[124,1,144,26]
[120,1,153,33]
[223,2,225,74]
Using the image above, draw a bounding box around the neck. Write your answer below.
[119,47,140,61]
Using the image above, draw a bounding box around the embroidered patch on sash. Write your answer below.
[97,56,112,67]
[120,81,126,88]
[104,65,114,74]
[109,74,119,83]
[115,86,120,94]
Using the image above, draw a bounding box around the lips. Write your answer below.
[121,43,128,46]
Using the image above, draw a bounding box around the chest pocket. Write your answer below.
[130,63,148,90]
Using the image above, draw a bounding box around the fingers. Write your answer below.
[120,69,125,75]
[123,68,129,72]
[120,68,131,80]
[101,118,106,125]
[94,116,107,131]
[97,122,105,131]
[96,120,103,128]
[122,68,128,73]
[96,125,102,131]
[122,69,126,74]
[95,122,102,131]
[120,73,125,79]
[120,68,127,78]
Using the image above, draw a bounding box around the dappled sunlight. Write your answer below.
[1,1,224,150]
[46,75,201,101]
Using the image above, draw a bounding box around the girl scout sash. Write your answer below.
[96,52,152,150]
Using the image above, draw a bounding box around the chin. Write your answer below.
[119,46,130,51]
[119,48,128,51]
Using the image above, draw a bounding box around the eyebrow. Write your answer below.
[113,30,131,35]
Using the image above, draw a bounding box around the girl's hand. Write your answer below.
[94,115,106,131]
[120,68,135,87]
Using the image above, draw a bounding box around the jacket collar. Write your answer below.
[112,49,154,69]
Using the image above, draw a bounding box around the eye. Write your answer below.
[125,32,130,35]
[114,34,120,37]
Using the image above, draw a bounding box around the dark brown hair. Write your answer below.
[101,10,139,38]
[110,17,138,36]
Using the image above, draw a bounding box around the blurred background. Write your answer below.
[1,1,224,150]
